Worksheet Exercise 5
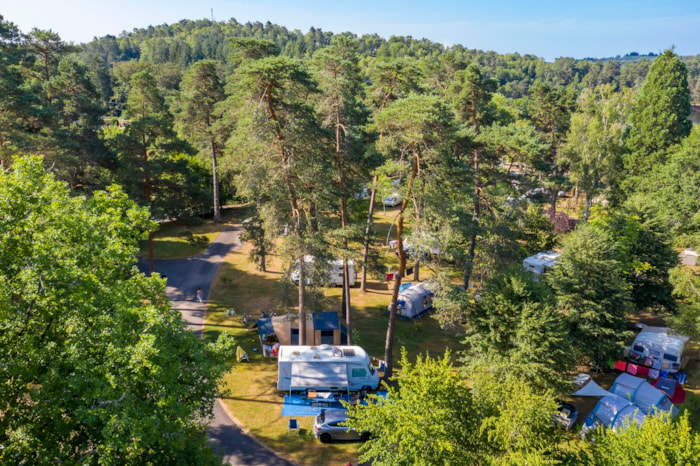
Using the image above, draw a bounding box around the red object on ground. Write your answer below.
[670,386,687,404]
[635,365,650,378]
[614,360,627,372]
[627,363,639,375]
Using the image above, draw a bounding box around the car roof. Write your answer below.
[321,409,349,422]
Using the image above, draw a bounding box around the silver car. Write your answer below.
[313,409,370,443]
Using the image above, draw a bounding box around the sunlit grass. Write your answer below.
[138,206,251,259]
[204,205,466,464]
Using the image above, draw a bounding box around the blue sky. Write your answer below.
[3,0,699,61]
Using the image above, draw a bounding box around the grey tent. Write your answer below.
[389,284,434,320]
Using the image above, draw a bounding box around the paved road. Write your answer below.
[138,226,295,466]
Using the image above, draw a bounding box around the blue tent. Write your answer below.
[609,373,676,416]
[591,395,646,431]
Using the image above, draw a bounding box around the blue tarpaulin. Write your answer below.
[257,317,274,336]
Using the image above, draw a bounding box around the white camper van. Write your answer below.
[277,345,380,392]
[291,256,357,287]
[523,250,561,275]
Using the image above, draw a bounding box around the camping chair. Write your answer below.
[236,346,249,362]
[288,418,300,436]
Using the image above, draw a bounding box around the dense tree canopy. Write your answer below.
[0,156,232,465]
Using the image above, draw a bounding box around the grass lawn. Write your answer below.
[138,205,252,259]
[204,206,465,465]
[200,204,700,463]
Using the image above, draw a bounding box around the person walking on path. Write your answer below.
[196,287,204,303]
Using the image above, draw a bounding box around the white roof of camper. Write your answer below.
[290,361,349,389]
[523,250,561,267]
[277,345,370,364]
[632,326,689,356]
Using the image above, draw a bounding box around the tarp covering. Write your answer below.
[289,362,348,390]
[312,312,340,331]
[257,317,275,336]
[573,379,614,397]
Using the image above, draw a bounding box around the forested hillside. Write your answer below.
[2,13,700,464]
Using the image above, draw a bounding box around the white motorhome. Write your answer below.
[523,250,561,275]
[277,345,380,392]
[291,256,357,287]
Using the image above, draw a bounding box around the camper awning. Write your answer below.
[290,362,348,390]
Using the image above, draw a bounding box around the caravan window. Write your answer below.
[664,353,678,362]
[351,367,367,378]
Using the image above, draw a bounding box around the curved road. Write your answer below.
[138,226,295,466]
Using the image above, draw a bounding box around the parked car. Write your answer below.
[383,193,402,207]
[313,409,370,443]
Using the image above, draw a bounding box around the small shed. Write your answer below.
[389,283,434,320]
[680,248,698,266]
[257,312,346,349]
[523,250,561,275]
[313,312,342,346]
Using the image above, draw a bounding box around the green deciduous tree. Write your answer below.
[345,351,480,466]
[564,84,633,220]
[590,411,700,465]
[468,366,563,465]
[0,155,232,465]
[634,125,700,247]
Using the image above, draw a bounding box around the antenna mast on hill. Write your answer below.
[211,8,214,21]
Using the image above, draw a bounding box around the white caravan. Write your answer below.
[291,256,357,287]
[277,345,380,392]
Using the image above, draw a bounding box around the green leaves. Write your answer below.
[0,156,229,464]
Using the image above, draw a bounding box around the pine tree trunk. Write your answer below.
[211,140,221,223]
[360,176,378,291]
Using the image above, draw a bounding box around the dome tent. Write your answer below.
[388,283,434,320]
[590,395,646,431]
[610,373,677,416]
